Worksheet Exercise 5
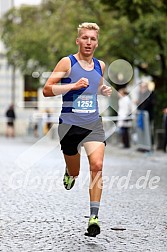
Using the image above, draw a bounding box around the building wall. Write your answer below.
[0,1,27,136]
[0,45,28,135]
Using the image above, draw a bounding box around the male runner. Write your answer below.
[43,22,111,237]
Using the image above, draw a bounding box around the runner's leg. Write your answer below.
[83,141,104,236]
[83,141,105,202]
[64,153,80,177]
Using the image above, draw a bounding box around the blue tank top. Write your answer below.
[59,54,102,125]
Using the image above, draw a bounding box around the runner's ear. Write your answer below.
[76,38,79,45]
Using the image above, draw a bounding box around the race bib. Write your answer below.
[72,94,96,113]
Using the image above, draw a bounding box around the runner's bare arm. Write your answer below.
[43,57,89,97]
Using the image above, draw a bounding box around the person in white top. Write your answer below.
[117,87,132,148]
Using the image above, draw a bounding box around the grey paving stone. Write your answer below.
[0,137,167,251]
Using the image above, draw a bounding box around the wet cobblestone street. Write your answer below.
[0,137,167,251]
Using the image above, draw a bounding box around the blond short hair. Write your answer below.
[77,22,100,37]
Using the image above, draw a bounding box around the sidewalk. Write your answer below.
[0,136,167,251]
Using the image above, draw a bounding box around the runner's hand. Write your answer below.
[73,78,89,90]
[101,85,112,96]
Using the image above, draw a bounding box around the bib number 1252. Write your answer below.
[72,94,96,113]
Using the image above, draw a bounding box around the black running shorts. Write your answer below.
[58,118,105,156]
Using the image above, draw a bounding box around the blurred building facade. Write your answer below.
[0,0,26,135]
[0,0,63,138]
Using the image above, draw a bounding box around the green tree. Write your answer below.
[1,0,167,90]
[101,0,167,89]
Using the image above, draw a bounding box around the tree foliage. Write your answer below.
[0,0,167,90]
[101,0,167,88]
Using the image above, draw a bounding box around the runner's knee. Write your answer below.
[90,161,103,173]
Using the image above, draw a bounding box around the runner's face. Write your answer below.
[76,29,98,56]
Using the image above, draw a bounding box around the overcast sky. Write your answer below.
[14,0,41,7]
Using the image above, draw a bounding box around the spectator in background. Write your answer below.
[43,109,52,135]
[137,81,155,123]
[117,87,133,148]
[163,108,167,153]
[136,81,155,150]
[5,104,16,137]
[33,107,39,138]
[46,109,52,133]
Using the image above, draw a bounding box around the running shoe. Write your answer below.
[85,215,100,237]
[63,168,75,190]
